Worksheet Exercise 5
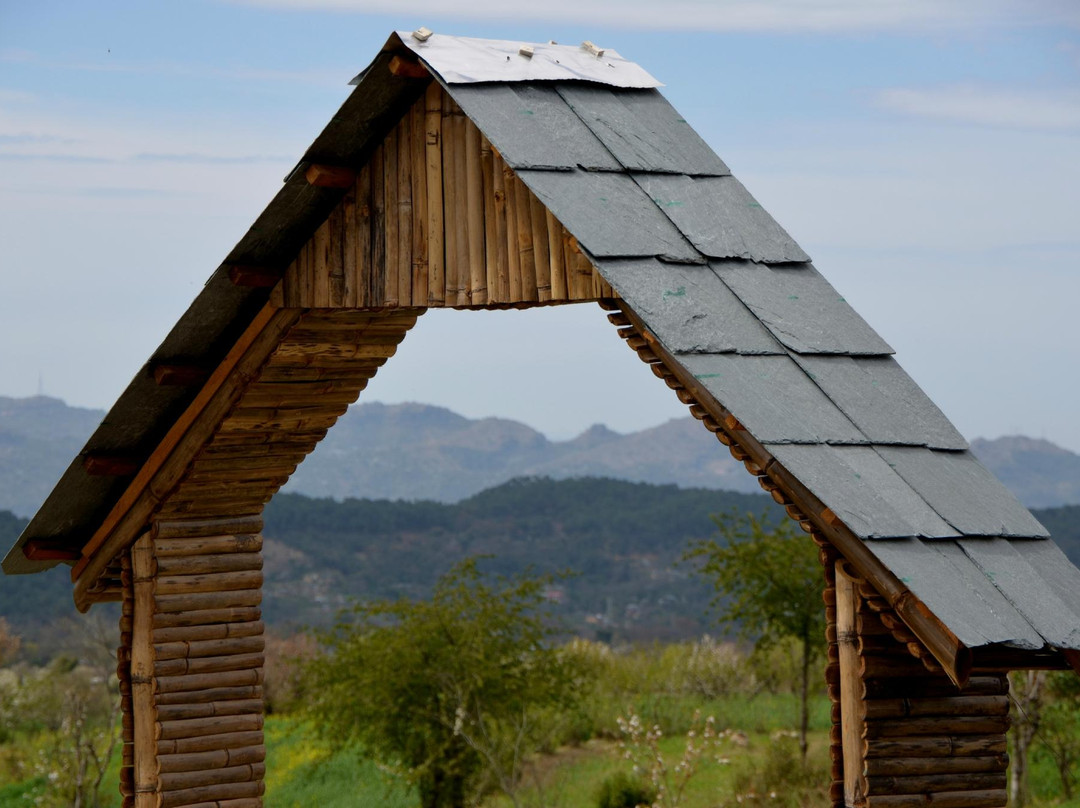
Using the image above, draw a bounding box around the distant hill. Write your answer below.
[2,395,1080,516]
[969,436,1080,509]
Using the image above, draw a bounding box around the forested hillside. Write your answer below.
[0,479,1077,642]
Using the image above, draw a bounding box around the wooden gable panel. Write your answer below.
[277,83,614,310]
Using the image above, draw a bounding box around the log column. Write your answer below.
[834,561,1010,808]
[119,516,266,808]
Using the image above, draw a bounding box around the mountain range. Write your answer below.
[3,395,1080,518]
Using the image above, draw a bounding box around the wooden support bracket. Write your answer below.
[83,453,141,477]
[305,164,357,189]
[388,54,430,79]
[23,539,82,562]
[227,265,283,289]
[152,365,210,387]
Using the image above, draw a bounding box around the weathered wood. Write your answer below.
[865,735,1008,759]
[503,164,522,301]
[864,716,1009,739]
[465,117,486,304]
[22,539,81,561]
[547,209,567,300]
[154,635,264,661]
[866,791,1007,808]
[155,685,263,707]
[157,745,265,774]
[383,113,400,307]
[83,453,141,476]
[154,570,264,596]
[863,695,1009,720]
[151,605,261,630]
[305,163,355,189]
[158,779,264,808]
[424,81,445,305]
[370,142,387,306]
[453,106,471,305]
[862,656,942,681]
[529,193,552,301]
[410,96,429,306]
[312,217,331,306]
[153,621,263,644]
[158,761,265,793]
[863,676,1006,701]
[388,53,429,79]
[155,652,264,678]
[154,589,262,614]
[131,535,157,808]
[863,756,1008,777]
[866,772,1007,796]
[157,713,263,741]
[156,730,265,756]
[837,563,866,808]
[514,175,537,301]
[155,554,262,578]
[480,135,498,303]
[154,518,263,541]
[354,161,373,307]
[491,149,510,302]
[156,699,264,722]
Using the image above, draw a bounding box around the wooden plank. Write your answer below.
[226,265,281,289]
[311,219,330,307]
[326,201,345,306]
[491,149,510,302]
[442,93,460,306]
[529,191,551,302]
[153,534,262,556]
[304,164,355,188]
[158,745,265,774]
[154,570,263,596]
[465,118,486,304]
[383,126,400,307]
[156,729,264,755]
[354,162,373,307]
[546,209,567,300]
[153,620,263,643]
[341,181,358,307]
[424,82,445,305]
[452,106,471,305]
[836,563,866,808]
[513,174,537,301]
[864,755,1008,777]
[480,135,498,304]
[370,143,387,307]
[503,164,521,301]
[410,96,429,306]
[155,670,264,695]
[131,534,157,808]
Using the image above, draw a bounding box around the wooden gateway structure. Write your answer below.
[5,31,1080,808]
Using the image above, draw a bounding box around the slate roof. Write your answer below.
[6,31,1080,663]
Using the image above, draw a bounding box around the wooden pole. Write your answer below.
[131,534,158,808]
[424,82,445,306]
[465,118,487,304]
[837,562,867,808]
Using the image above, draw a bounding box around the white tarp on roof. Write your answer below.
[394,30,662,87]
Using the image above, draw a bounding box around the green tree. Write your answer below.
[300,558,589,808]
[685,513,825,761]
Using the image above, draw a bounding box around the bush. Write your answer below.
[595,771,657,808]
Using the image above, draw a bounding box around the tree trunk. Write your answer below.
[799,631,810,763]
[1009,670,1045,808]
[419,767,467,808]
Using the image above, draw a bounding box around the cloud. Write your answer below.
[224,0,1080,32]
[878,85,1080,131]
[133,152,293,165]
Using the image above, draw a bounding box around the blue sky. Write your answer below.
[2,1,1079,450]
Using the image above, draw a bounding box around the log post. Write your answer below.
[120,516,266,808]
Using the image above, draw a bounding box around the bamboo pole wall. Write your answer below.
[278,83,615,309]
[119,517,267,808]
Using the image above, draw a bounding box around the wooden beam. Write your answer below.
[23,539,82,562]
[1063,649,1080,677]
[131,534,158,807]
[388,54,430,79]
[304,164,356,189]
[153,365,210,387]
[837,563,867,808]
[83,453,141,477]
[227,265,282,289]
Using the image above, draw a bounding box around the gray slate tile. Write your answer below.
[766,444,959,538]
[556,85,730,175]
[957,538,1080,649]
[517,169,700,262]
[636,175,809,264]
[447,83,621,171]
[864,539,1044,649]
[679,354,866,444]
[712,261,894,355]
[876,447,1050,538]
[793,356,968,450]
[594,258,784,355]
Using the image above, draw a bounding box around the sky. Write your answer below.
[1,1,1079,449]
